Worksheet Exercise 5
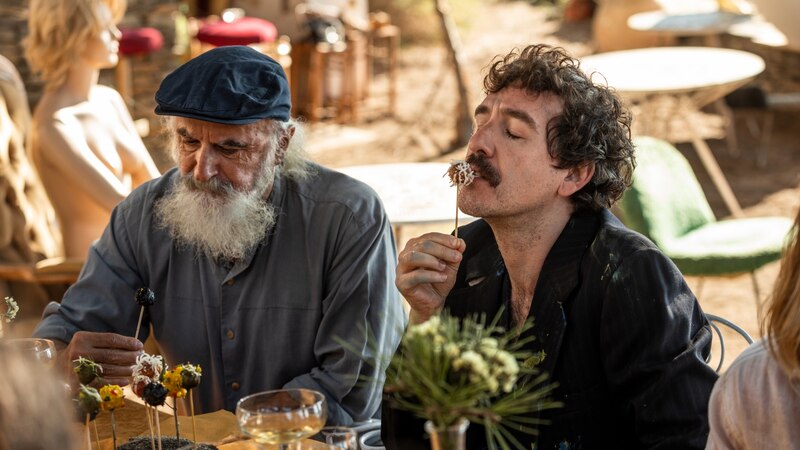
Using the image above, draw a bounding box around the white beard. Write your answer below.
[154,168,277,262]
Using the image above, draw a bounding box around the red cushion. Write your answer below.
[196,17,278,47]
[119,27,164,56]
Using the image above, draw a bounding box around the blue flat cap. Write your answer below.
[155,46,290,124]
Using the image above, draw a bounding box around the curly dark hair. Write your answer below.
[484,44,635,211]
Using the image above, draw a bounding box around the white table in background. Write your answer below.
[581,47,765,217]
[338,162,475,244]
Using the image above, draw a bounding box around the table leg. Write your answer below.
[679,114,745,218]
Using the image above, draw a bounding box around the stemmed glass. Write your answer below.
[320,426,358,449]
[236,388,327,450]
[3,337,57,368]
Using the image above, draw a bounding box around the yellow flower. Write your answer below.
[99,384,125,411]
[162,368,187,398]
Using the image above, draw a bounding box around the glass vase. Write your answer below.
[425,418,469,450]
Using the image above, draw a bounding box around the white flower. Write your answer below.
[3,297,18,323]
[490,350,520,393]
[453,350,490,385]
[445,343,461,358]
[408,315,441,339]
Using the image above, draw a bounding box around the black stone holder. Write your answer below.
[117,435,218,450]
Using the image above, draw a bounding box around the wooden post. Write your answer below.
[434,0,472,149]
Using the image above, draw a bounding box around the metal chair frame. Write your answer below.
[706,313,755,372]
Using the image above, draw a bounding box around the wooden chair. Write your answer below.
[0,55,81,322]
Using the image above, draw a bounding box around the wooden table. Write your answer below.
[580,46,765,217]
[88,399,328,449]
[627,10,753,46]
[338,162,475,244]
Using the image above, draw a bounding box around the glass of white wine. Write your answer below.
[236,388,327,450]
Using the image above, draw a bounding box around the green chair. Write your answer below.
[618,136,793,302]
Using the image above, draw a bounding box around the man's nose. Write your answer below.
[467,123,494,158]
[193,145,219,183]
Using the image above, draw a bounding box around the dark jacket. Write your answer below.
[382,209,717,449]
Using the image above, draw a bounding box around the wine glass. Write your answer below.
[320,426,358,449]
[2,338,57,368]
[236,388,328,450]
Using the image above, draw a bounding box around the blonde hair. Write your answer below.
[762,205,800,380]
[24,0,126,89]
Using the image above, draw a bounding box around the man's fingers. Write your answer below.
[96,363,135,383]
[81,348,142,366]
[75,331,143,351]
[396,270,448,292]
[400,239,463,268]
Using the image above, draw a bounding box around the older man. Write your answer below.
[34,46,404,424]
[383,44,717,449]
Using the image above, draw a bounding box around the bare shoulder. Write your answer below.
[91,84,124,103]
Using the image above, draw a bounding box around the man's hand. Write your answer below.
[57,331,143,387]
[396,232,465,324]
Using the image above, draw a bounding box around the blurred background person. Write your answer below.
[24,0,160,259]
[0,343,81,450]
[706,204,800,449]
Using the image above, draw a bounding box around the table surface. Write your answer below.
[579,46,765,97]
[89,399,328,449]
[338,162,474,227]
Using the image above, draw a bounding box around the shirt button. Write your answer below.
[231,382,240,391]
[226,279,235,286]
[226,329,235,340]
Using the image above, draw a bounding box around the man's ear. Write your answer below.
[275,125,295,165]
[558,162,595,197]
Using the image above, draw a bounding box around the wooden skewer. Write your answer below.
[85,414,91,450]
[190,391,198,450]
[93,420,101,450]
[454,187,460,239]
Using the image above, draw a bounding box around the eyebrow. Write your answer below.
[474,105,538,131]
[176,127,249,148]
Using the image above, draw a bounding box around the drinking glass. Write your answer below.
[3,338,57,368]
[236,388,327,450]
[320,426,358,449]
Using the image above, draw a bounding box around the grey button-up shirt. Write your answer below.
[34,165,406,424]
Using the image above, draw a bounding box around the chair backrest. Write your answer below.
[618,136,717,249]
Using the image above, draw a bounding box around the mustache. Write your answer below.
[466,154,501,187]
[180,174,236,196]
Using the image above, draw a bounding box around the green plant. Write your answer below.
[385,313,561,450]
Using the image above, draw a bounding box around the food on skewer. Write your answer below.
[99,384,125,449]
[74,356,103,385]
[132,353,164,397]
[447,160,476,188]
[445,160,476,238]
[134,287,156,341]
